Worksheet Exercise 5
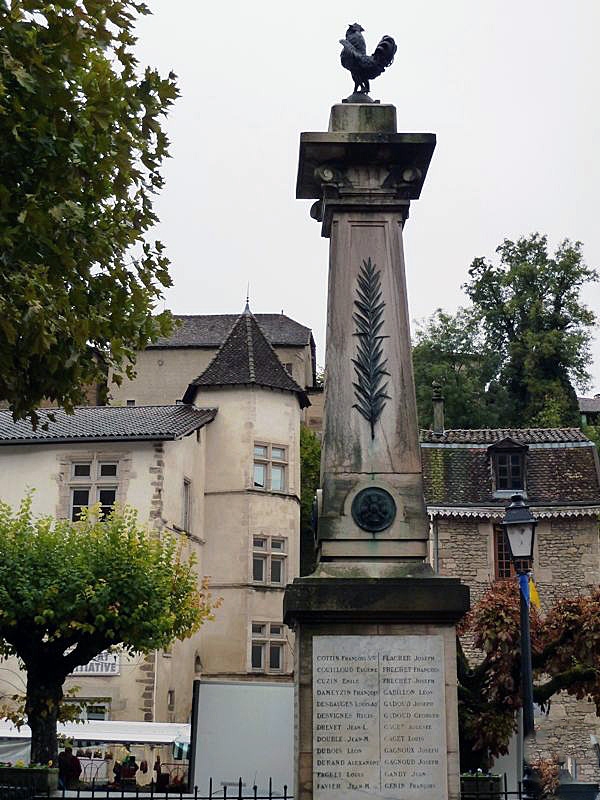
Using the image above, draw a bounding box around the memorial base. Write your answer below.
[284,577,469,800]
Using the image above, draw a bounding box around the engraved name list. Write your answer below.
[313,635,447,800]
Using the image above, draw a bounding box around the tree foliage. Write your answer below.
[0,1,177,422]
[0,497,216,763]
[464,234,597,427]
[412,307,504,429]
[413,235,597,430]
[300,424,320,575]
[458,581,600,771]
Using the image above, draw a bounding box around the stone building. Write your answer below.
[420,422,600,781]
[0,404,216,725]
[579,395,600,427]
[0,308,311,731]
[109,312,316,408]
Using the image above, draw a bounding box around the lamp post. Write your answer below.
[501,493,537,739]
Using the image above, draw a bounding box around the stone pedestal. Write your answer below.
[286,101,469,800]
[284,578,469,800]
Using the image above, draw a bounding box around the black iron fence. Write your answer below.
[0,786,32,800]
[461,773,541,800]
[23,777,291,800]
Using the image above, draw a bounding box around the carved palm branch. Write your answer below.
[351,257,390,438]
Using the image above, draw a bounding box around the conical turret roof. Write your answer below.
[182,307,310,408]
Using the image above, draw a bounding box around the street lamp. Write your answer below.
[501,493,537,739]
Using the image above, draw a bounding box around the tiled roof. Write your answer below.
[420,427,600,507]
[0,405,217,445]
[579,396,600,414]
[420,428,589,444]
[183,309,310,408]
[150,313,312,349]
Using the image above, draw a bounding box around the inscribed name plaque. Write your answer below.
[313,635,447,800]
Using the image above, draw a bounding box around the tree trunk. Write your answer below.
[25,667,64,765]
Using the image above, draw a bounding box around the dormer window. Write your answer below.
[495,451,524,490]
[488,437,527,495]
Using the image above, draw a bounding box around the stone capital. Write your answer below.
[297,129,435,238]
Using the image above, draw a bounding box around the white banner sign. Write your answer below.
[71,651,120,676]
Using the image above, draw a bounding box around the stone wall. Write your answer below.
[196,384,301,680]
[530,691,600,782]
[434,517,491,605]
[535,517,600,606]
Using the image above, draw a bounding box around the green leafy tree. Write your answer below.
[583,424,600,453]
[458,581,600,771]
[412,307,506,429]
[0,1,177,423]
[464,235,597,427]
[0,498,216,764]
[300,425,321,575]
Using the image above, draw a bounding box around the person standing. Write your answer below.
[58,747,82,789]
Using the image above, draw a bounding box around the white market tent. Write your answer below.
[0,719,190,764]
[0,719,190,745]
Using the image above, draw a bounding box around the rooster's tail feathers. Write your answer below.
[373,35,397,68]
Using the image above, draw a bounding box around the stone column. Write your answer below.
[285,102,469,800]
[297,104,436,563]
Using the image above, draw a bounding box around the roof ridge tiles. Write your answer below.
[420,426,589,445]
[245,312,256,382]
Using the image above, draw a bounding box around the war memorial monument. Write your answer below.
[284,25,470,800]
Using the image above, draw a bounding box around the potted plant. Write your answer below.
[461,772,503,799]
[0,761,59,793]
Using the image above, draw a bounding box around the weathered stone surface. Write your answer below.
[293,620,462,800]
[319,539,428,561]
[317,211,429,559]
[284,577,469,627]
[329,103,397,133]
[288,100,467,800]
[296,133,435,205]
[296,103,436,560]
[312,634,447,800]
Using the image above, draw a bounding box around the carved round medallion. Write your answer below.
[351,487,396,533]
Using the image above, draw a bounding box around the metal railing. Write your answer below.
[27,777,292,800]
[0,786,33,800]
[461,773,526,800]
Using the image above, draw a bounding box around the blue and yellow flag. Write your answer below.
[529,577,541,609]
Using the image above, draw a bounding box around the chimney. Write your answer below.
[432,381,445,435]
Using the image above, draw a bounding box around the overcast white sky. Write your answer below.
[134,1,600,391]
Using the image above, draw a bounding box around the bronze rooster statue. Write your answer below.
[339,23,397,96]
